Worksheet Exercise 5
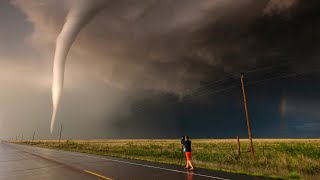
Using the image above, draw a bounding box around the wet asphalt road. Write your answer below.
[0,142,268,180]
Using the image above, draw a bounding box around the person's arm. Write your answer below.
[181,136,184,144]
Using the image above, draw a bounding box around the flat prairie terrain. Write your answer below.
[15,139,320,180]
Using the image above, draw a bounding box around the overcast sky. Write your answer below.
[0,0,320,140]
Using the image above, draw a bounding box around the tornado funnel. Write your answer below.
[51,0,106,133]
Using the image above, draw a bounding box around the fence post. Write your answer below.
[59,124,63,146]
[237,136,241,156]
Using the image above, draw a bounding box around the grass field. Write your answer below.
[14,139,320,180]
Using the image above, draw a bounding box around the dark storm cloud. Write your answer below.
[3,0,320,138]
[12,0,320,95]
[8,1,256,93]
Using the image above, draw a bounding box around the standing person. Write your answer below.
[181,135,194,170]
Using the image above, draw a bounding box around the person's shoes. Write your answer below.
[189,168,194,171]
[184,166,189,169]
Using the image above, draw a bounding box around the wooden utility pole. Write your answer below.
[21,134,23,142]
[32,131,35,144]
[240,74,255,160]
[59,124,63,145]
[237,136,241,156]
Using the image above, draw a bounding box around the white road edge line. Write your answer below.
[84,155,230,180]
[35,146,230,180]
[11,144,231,180]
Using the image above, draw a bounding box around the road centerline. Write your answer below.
[84,170,113,180]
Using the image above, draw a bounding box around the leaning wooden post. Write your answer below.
[240,74,255,160]
[237,136,241,156]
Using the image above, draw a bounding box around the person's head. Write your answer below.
[185,135,189,140]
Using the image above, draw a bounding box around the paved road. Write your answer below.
[0,142,267,180]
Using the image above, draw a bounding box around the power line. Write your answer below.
[190,54,319,92]
[245,55,320,74]
[190,67,320,101]
[247,68,320,86]
[134,55,320,110]
[181,85,237,102]
[184,56,319,97]
[133,85,237,111]
[134,68,320,111]
[201,75,237,87]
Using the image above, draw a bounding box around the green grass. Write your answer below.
[14,139,320,180]
[288,172,301,180]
